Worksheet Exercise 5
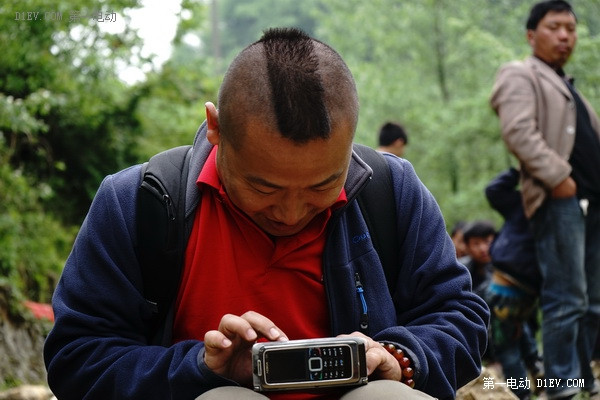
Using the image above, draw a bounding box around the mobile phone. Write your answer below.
[252,337,368,392]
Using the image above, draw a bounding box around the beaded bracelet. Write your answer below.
[380,342,415,388]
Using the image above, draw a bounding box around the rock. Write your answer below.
[0,385,55,400]
[0,282,50,389]
[456,365,519,400]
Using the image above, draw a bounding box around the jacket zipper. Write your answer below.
[163,194,175,221]
[322,170,372,334]
[354,273,369,331]
[141,175,177,249]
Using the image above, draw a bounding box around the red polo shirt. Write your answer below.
[173,146,347,355]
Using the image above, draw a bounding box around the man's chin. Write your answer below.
[258,219,309,237]
[263,225,306,237]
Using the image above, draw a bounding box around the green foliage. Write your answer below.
[0,83,74,303]
[208,0,321,71]
[132,46,220,159]
[0,91,52,149]
[0,0,144,301]
[0,163,75,302]
[1,0,145,224]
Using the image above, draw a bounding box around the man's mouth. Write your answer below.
[264,218,303,236]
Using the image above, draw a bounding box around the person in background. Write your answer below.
[377,122,408,157]
[459,220,496,299]
[490,1,600,398]
[450,220,468,259]
[44,28,488,400]
[459,220,497,365]
[485,167,544,400]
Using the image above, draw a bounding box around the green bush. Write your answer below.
[0,163,75,303]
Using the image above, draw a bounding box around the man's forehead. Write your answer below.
[244,168,346,189]
[541,10,576,23]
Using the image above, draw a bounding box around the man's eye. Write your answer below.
[253,186,276,195]
[313,186,334,193]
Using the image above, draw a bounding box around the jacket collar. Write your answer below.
[526,56,573,100]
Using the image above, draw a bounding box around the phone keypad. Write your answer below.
[308,346,349,380]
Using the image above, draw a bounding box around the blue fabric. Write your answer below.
[43,127,489,400]
[531,197,600,398]
[488,282,525,298]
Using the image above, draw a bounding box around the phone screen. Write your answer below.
[264,345,353,383]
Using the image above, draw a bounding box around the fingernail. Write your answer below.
[222,338,232,347]
[247,329,257,340]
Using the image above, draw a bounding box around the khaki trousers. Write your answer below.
[195,380,437,399]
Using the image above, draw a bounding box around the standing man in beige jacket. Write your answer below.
[490,1,600,399]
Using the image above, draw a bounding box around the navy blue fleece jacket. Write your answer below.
[44,125,489,399]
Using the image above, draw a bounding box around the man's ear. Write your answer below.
[526,30,535,47]
[205,102,220,146]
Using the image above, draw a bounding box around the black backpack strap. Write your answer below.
[136,145,192,344]
[353,144,399,294]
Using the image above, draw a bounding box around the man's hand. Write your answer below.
[551,176,577,198]
[203,311,288,386]
[338,332,404,381]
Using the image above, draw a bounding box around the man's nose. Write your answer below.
[273,195,307,226]
[557,26,571,39]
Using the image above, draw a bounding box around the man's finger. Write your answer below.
[204,329,233,350]
[217,313,259,342]
[239,311,288,341]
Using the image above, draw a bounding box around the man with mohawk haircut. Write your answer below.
[44,28,488,400]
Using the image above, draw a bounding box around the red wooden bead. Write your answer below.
[393,348,405,362]
[403,367,414,379]
[399,356,411,369]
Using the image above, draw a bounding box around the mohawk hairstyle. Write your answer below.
[257,27,331,142]
[217,27,357,148]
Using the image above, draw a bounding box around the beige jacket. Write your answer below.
[490,56,600,218]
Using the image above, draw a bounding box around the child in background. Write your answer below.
[459,220,496,299]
